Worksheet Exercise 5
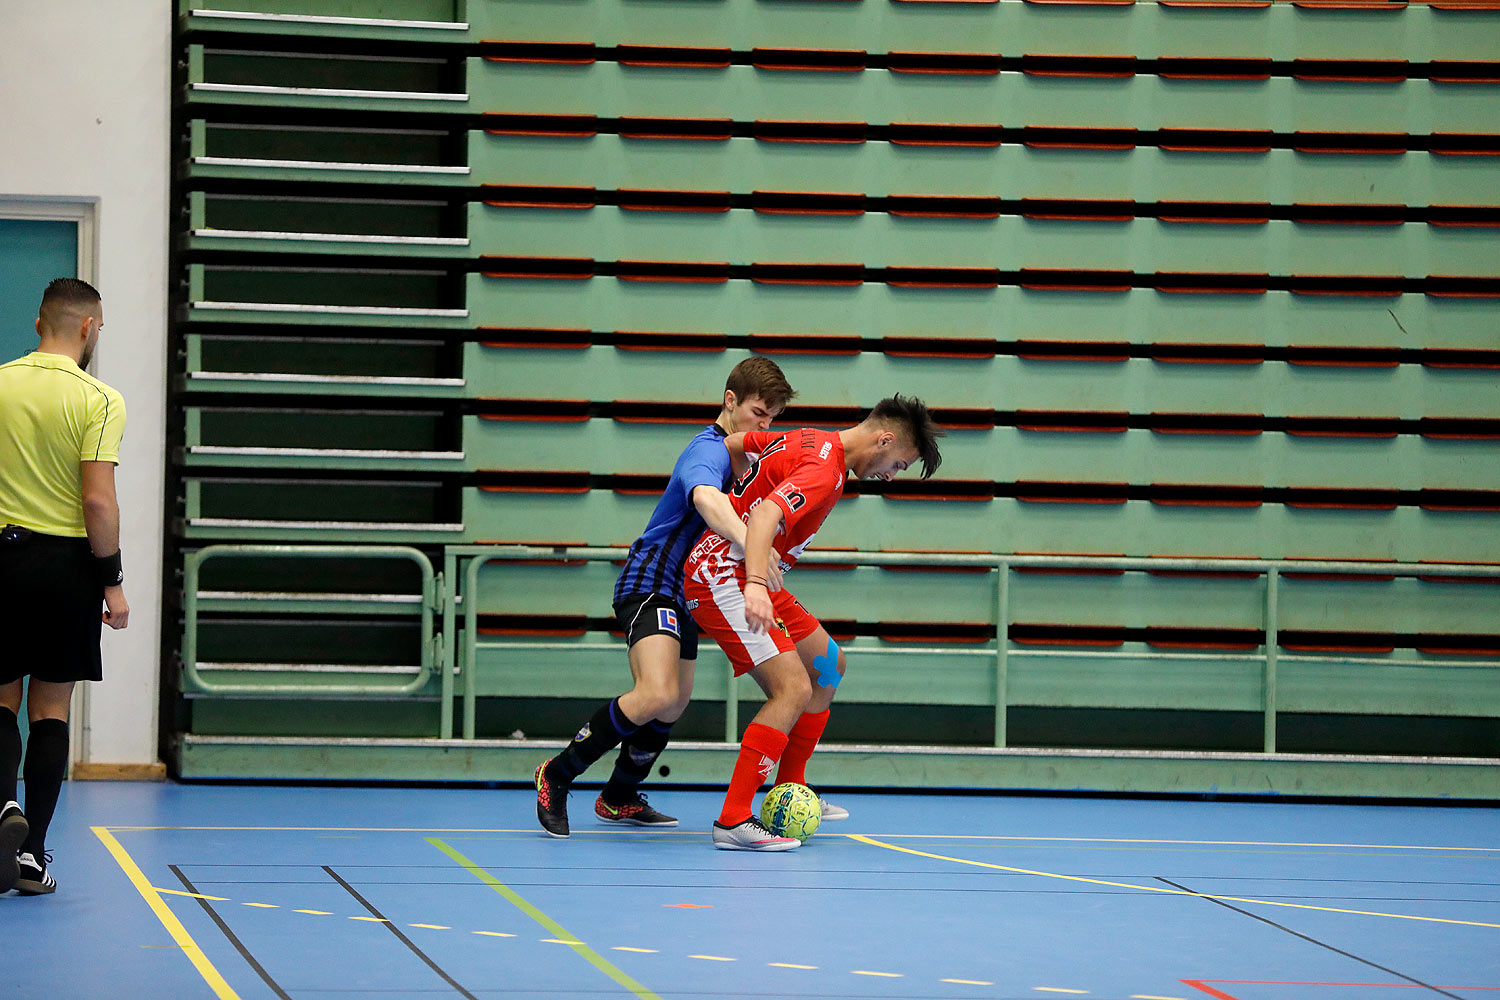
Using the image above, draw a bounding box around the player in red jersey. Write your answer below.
[683,395,945,850]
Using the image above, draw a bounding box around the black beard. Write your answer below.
[79,345,95,369]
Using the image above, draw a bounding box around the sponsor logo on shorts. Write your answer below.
[819,441,832,460]
[657,608,680,636]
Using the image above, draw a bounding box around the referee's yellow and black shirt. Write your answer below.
[0,351,126,537]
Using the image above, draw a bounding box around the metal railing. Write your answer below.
[182,544,442,700]
[450,545,1500,749]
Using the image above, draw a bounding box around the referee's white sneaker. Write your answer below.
[0,801,27,892]
[15,852,56,895]
[712,818,799,851]
[819,796,849,822]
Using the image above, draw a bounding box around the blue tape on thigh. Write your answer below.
[812,638,842,689]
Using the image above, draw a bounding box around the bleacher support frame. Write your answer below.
[176,546,1500,799]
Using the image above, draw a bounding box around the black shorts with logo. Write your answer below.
[613,592,699,660]
[0,525,104,684]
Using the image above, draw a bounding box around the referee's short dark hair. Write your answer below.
[41,277,101,311]
[870,393,946,479]
[39,278,102,330]
[725,357,796,412]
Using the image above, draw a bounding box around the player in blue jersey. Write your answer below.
[535,358,796,837]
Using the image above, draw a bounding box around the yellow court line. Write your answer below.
[92,827,241,1000]
[155,887,231,901]
[429,837,663,1000]
[847,834,1500,929]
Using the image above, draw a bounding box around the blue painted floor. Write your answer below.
[5,781,1499,1000]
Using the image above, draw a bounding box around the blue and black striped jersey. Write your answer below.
[613,423,733,607]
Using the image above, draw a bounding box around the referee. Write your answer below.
[0,278,128,896]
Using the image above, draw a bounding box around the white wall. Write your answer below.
[0,1,171,767]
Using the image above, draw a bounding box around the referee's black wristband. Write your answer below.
[95,550,124,588]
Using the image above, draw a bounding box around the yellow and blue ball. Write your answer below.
[759,782,821,842]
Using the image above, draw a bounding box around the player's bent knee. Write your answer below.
[785,671,813,708]
[629,683,678,720]
[810,637,843,691]
[766,655,812,705]
[659,686,692,722]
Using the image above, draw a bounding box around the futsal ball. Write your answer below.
[759,782,821,842]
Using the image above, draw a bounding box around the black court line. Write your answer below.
[323,865,478,1000]
[170,865,291,1000]
[1155,876,1466,1000]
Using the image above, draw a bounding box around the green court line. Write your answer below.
[428,837,663,1000]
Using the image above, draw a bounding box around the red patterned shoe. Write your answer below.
[535,762,570,838]
[595,792,678,827]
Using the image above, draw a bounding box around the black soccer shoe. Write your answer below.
[0,802,27,892]
[15,852,55,895]
[595,791,678,827]
[535,761,571,838]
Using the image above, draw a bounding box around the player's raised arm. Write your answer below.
[722,431,749,477]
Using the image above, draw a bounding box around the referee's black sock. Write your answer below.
[602,719,674,805]
[0,706,20,804]
[547,699,640,785]
[21,718,67,857]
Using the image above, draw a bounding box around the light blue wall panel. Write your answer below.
[0,218,76,363]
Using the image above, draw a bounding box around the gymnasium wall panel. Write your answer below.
[169,0,1500,768]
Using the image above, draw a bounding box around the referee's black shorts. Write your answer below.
[0,526,104,684]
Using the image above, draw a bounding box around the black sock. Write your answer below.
[21,718,68,857]
[602,719,674,805]
[547,699,639,784]
[0,707,20,805]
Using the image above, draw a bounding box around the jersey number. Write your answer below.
[731,435,789,498]
[730,459,760,498]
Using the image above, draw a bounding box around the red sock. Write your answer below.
[718,723,788,827]
[775,709,829,787]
